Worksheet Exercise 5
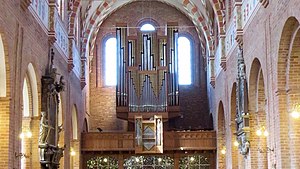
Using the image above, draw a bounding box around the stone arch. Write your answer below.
[277,17,300,168]
[72,104,78,140]
[230,82,240,168]
[20,63,40,168]
[83,118,88,132]
[248,58,268,169]
[27,63,39,117]
[217,101,226,168]
[0,34,6,97]
[0,32,11,168]
[71,104,80,168]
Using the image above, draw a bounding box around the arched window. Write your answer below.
[57,0,64,18]
[104,37,117,86]
[72,105,78,140]
[22,78,30,117]
[0,34,6,97]
[74,9,81,47]
[140,23,156,32]
[178,36,192,85]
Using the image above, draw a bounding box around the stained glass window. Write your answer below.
[87,156,118,169]
[179,155,210,169]
[124,156,174,169]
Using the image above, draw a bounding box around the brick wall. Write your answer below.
[90,1,211,132]
[0,0,85,168]
[212,0,300,168]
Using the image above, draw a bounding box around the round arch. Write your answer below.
[20,63,40,168]
[72,105,78,140]
[0,34,6,97]
[248,58,268,168]
[217,101,226,168]
[274,17,300,168]
[230,82,240,168]
[83,118,88,133]
[277,17,300,168]
[0,32,11,168]
[27,63,39,116]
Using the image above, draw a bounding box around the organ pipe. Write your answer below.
[116,23,179,113]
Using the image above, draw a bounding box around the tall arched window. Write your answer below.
[178,36,192,85]
[57,0,64,18]
[104,37,117,86]
[72,105,78,140]
[0,34,6,97]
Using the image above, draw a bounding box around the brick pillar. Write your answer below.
[21,118,31,169]
[0,97,10,168]
[58,130,65,168]
[31,117,40,168]
[275,90,290,168]
[71,140,80,169]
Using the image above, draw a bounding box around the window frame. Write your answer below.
[102,34,117,87]
[57,0,64,19]
[177,33,194,85]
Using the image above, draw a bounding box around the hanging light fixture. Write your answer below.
[256,126,268,137]
[291,104,300,119]
[19,129,32,139]
[70,148,76,156]
[221,146,226,155]
[234,140,239,147]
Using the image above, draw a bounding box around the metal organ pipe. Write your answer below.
[116,29,121,106]
[116,25,179,113]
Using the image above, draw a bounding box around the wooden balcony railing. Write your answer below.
[81,131,216,152]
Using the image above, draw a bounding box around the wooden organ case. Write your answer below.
[116,23,181,121]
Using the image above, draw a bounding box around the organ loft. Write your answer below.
[1,0,298,168]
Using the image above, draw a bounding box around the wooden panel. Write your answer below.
[81,131,216,151]
[164,131,217,150]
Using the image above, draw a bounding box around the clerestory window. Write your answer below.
[178,36,192,85]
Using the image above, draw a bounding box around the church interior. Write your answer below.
[0,0,300,168]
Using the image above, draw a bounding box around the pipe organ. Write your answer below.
[116,23,180,121]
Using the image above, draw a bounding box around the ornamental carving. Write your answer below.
[235,45,250,155]
[39,49,65,169]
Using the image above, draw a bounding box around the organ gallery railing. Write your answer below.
[81,130,216,151]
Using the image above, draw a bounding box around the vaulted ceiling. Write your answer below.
[70,0,225,57]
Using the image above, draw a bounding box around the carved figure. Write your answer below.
[239,135,250,155]
[135,119,142,146]
[39,111,53,144]
[52,147,64,164]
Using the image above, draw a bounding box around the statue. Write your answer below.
[39,111,53,144]
[57,124,63,143]
[135,118,142,146]
[236,45,250,156]
[40,49,66,168]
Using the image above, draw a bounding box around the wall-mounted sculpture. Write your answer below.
[235,45,250,155]
[39,49,65,169]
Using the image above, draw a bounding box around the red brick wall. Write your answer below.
[90,1,211,131]
[212,0,300,168]
[0,1,85,168]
